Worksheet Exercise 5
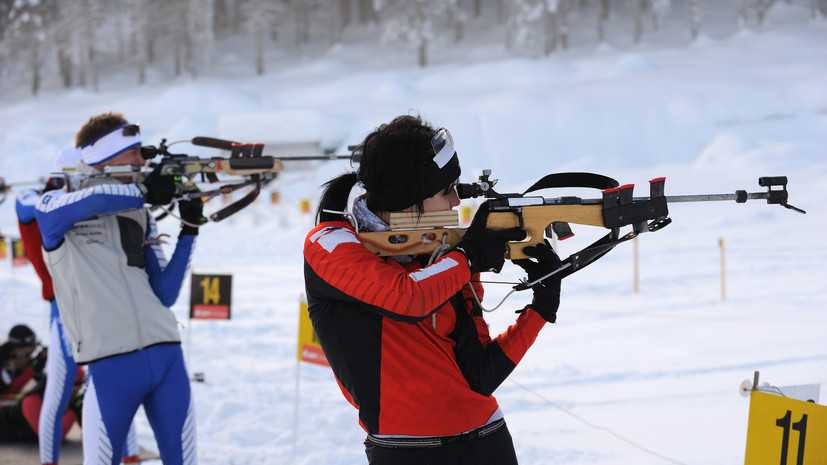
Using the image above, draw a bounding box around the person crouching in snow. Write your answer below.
[0,324,84,444]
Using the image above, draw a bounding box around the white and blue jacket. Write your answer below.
[36,176,195,364]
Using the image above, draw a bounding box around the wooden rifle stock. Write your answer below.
[359,203,604,260]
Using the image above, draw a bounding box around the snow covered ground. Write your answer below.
[1,3,826,464]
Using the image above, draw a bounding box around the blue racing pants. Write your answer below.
[84,344,197,465]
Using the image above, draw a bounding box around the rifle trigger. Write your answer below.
[512,207,525,230]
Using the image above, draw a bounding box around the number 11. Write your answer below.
[775,410,807,465]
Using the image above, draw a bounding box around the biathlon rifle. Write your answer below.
[53,136,350,223]
[168,136,351,221]
[359,170,805,286]
[138,137,285,223]
[0,176,47,205]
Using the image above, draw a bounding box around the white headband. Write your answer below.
[81,123,141,165]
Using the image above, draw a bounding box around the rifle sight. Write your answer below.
[457,170,497,199]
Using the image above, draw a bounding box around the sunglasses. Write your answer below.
[88,123,141,147]
[121,123,140,137]
[431,127,454,159]
[46,174,68,190]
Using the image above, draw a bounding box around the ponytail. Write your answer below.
[316,172,359,224]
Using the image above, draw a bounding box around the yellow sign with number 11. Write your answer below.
[744,390,827,465]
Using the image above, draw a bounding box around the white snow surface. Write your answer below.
[1,4,826,465]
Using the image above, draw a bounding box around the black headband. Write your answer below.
[365,127,462,212]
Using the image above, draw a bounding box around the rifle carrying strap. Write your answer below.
[522,172,619,195]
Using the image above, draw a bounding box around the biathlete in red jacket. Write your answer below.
[303,114,562,465]
[0,324,83,444]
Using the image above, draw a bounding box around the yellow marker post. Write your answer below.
[744,390,827,465]
[11,238,27,267]
[300,199,312,215]
[297,300,328,367]
[461,205,472,226]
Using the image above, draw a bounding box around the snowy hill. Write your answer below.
[1,2,826,464]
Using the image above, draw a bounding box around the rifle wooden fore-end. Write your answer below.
[487,205,604,259]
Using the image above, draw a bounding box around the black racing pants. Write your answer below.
[0,402,38,443]
[364,419,519,465]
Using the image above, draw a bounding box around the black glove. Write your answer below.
[513,240,562,323]
[178,198,206,238]
[30,347,47,373]
[141,171,176,206]
[455,203,526,274]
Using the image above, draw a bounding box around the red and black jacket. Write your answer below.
[303,221,547,436]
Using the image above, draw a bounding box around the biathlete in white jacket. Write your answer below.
[16,144,142,465]
[35,112,202,465]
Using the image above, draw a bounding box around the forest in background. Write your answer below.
[1,0,825,97]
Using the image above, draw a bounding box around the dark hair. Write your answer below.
[316,172,360,223]
[76,111,128,148]
[315,115,438,224]
[7,324,37,347]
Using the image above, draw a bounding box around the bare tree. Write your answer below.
[736,0,747,30]
[507,0,569,56]
[126,0,149,84]
[596,0,609,44]
[2,0,57,95]
[186,0,215,78]
[147,0,189,78]
[689,0,702,41]
[55,0,105,90]
[543,0,569,55]
[215,0,244,35]
[54,2,75,88]
[651,0,669,30]
[633,0,646,43]
[242,0,287,75]
[375,0,457,68]
[358,0,376,23]
[332,0,353,42]
[295,0,311,46]
[813,0,827,19]
[446,0,466,43]
[505,0,542,52]
[756,0,779,27]
[498,0,508,24]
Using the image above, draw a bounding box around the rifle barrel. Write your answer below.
[511,192,769,206]
[660,192,770,203]
[538,191,775,206]
[276,155,352,161]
